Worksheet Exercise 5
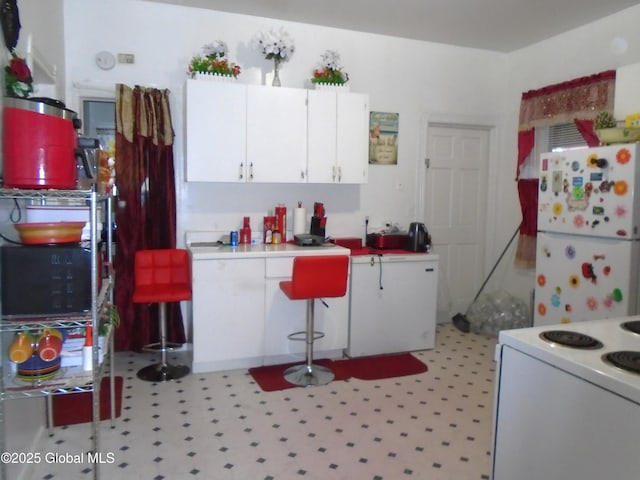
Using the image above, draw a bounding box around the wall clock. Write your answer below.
[95,51,116,70]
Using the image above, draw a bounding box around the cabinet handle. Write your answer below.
[425,268,434,272]
[332,165,337,181]
[300,170,305,180]
[239,162,244,180]
[338,166,342,182]
[249,162,254,180]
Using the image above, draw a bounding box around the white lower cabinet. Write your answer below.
[191,249,350,372]
[192,257,265,372]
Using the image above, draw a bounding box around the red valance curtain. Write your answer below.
[514,70,616,267]
[114,84,185,351]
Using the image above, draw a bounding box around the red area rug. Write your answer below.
[51,376,124,426]
[249,353,427,392]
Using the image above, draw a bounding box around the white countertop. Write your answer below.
[189,242,350,260]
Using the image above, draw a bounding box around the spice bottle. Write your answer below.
[275,204,287,242]
[240,216,251,244]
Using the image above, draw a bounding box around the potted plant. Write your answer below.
[311,50,349,88]
[187,41,241,80]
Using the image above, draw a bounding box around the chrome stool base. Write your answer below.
[137,362,190,382]
[284,363,334,387]
[142,341,182,353]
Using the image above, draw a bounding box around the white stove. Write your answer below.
[491,317,640,480]
[498,316,640,403]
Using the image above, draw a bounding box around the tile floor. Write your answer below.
[29,324,497,480]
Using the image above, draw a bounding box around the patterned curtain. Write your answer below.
[113,84,185,351]
[514,70,616,268]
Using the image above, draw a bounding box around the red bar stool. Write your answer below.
[280,255,349,387]
[133,249,191,382]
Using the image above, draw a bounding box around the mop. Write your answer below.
[452,225,521,333]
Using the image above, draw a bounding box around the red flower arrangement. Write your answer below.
[311,50,349,86]
[5,51,33,97]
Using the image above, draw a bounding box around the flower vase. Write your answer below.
[272,57,281,87]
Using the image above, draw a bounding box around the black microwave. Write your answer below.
[1,244,93,318]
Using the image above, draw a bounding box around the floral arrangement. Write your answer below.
[311,50,349,85]
[252,28,295,62]
[187,40,241,78]
[4,51,33,98]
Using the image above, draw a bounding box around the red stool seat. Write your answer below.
[133,249,191,382]
[279,255,349,387]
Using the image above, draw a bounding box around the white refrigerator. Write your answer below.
[534,144,640,326]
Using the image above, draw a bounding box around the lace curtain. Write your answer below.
[514,70,616,268]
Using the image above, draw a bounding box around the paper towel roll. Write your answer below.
[293,207,307,235]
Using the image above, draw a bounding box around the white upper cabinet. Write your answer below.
[307,89,337,183]
[246,85,308,183]
[185,81,369,184]
[185,79,247,182]
[336,92,369,184]
[307,90,369,184]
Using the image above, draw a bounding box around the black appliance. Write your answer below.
[407,222,430,252]
[1,244,93,317]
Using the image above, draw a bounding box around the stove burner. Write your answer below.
[539,330,603,349]
[621,320,640,335]
[603,351,640,374]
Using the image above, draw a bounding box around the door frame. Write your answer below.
[418,112,502,279]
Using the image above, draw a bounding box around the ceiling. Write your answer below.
[144,0,640,52]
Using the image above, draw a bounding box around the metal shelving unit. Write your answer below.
[0,187,115,480]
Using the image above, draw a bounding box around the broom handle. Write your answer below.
[471,224,521,305]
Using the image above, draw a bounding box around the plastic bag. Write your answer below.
[466,290,530,336]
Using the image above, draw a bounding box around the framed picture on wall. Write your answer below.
[369,112,399,165]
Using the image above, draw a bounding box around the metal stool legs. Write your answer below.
[284,299,335,387]
[137,302,190,382]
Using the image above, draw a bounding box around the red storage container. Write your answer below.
[3,97,79,189]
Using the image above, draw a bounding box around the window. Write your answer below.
[548,122,587,152]
[519,123,587,178]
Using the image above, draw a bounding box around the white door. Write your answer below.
[423,125,490,319]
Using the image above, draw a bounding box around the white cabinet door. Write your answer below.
[347,256,437,357]
[192,257,265,372]
[336,92,369,184]
[185,80,247,182]
[246,85,307,183]
[307,89,338,183]
[307,90,369,184]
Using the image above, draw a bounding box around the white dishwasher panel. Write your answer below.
[346,254,438,357]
